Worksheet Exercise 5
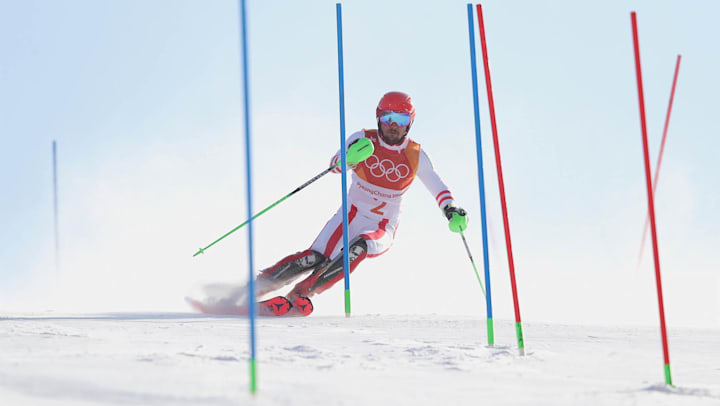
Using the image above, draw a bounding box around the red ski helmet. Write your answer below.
[376,91,415,126]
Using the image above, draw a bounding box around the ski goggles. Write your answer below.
[379,111,411,127]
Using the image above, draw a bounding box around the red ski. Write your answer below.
[186,296,313,317]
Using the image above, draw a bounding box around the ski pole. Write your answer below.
[459,230,486,297]
[193,138,373,257]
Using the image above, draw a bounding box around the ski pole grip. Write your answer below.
[346,137,374,166]
[449,212,468,233]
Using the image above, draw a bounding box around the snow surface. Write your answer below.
[0,314,719,406]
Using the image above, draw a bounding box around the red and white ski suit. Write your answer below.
[257,128,457,300]
[310,129,455,259]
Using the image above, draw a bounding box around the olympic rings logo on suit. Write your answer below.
[364,155,410,183]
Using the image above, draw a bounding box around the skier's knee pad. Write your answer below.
[296,250,328,269]
[350,236,368,255]
[261,249,328,282]
[287,238,368,299]
[325,237,367,269]
[341,236,368,264]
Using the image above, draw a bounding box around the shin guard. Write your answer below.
[288,237,367,300]
[256,249,328,296]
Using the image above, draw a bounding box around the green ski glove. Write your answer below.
[346,137,374,166]
[443,205,468,233]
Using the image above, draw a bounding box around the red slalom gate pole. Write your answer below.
[637,55,682,266]
[476,3,525,356]
[631,11,673,386]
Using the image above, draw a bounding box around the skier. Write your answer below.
[241,91,469,316]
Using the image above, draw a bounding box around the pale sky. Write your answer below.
[1,0,718,330]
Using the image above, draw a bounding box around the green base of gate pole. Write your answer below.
[664,363,673,386]
[344,289,351,317]
[487,317,494,346]
[516,322,525,356]
[250,358,257,394]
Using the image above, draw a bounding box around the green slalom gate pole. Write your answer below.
[192,139,372,258]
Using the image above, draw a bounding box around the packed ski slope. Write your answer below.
[0,314,718,406]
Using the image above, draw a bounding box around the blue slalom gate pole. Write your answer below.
[238,0,258,394]
[52,140,59,273]
[466,3,494,346]
[336,3,352,317]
